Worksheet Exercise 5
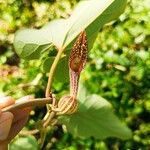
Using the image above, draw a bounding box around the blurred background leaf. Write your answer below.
[10,136,38,150]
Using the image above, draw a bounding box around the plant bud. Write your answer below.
[57,95,78,115]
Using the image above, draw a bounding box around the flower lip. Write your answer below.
[69,31,87,73]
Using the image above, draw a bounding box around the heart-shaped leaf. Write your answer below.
[14,0,127,59]
[58,85,132,140]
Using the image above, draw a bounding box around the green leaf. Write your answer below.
[42,56,69,82]
[58,85,132,140]
[10,136,38,150]
[42,57,54,73]
[14,29,51,59]
[62,0,127,49]
[14,0,127,59]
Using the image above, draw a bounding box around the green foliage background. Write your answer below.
[0,0,150,149]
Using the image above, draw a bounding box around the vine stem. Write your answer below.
[43,111,56,127]
[45,47,64,98]
[44,47,65,126]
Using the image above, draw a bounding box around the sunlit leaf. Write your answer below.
[14,0,127,59]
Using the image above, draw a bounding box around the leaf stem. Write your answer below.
[45,48,64,98]
[43,47,64,127]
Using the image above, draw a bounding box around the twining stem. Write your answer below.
[45,48,64,98]
[2,97,52,112]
